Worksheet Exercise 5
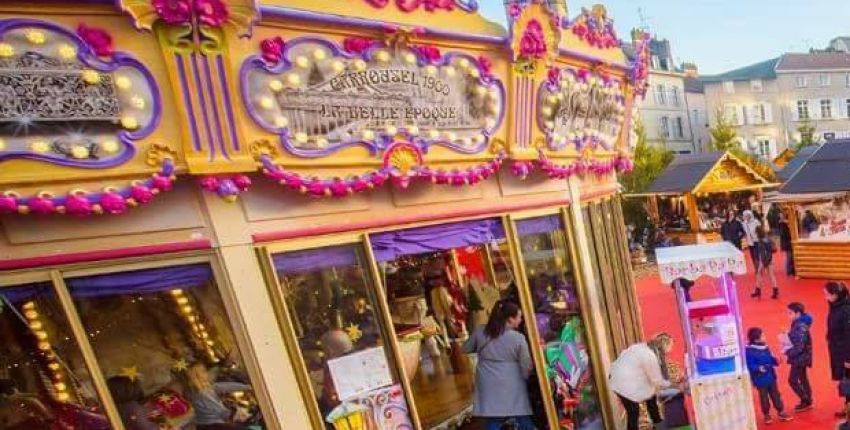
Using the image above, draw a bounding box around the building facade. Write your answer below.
[637,38,696,153]
[0,2,648,430]
[684,72,710,153]
[702,49,850,160]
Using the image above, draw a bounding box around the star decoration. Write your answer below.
[345,323,363,342]
[171,359,189,372]
[157,393,174,404]
[119,366,140,381]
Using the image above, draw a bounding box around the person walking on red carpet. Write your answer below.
[783,302,813,411]
[751,226,780,299]
[825,281,850,418]
[746,327,794,424]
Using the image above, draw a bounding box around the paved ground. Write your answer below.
[635,254,845,429]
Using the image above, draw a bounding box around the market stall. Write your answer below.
[656,242,756,430]
[0,1,650,429]
[639,151,773,244]
[770,139,850,278]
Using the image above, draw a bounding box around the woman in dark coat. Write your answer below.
[826,281,850,416]
[720,211,745,249]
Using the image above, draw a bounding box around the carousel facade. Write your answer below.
[0,1,648,429]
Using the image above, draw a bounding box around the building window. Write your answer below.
[846,98,850,118]
[846,73,850,87]
[795,76,808,88]
[723,81,735,94]
[756,137,771,158]
[750,79,763,92]
[724,104,740,125]
[674,116,685,139]
[692,109,700,124]
[651,55,660,69]
[821,99,833,119]
[754,103,768,124]
[797,100,810,120]
[670,86,681,106]
[819,74,831,87]
[654,84,667,105]
[660,116,670,139]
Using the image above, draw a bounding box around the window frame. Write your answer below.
[797,99,810,120]
[795,75,808,88]
[722,80,735,94]
[0,251,278,430]
[821,98,833,119]
[819,73,831,87]
[660,116,671,139]
[750,79,763,92]
[655,84,667,105]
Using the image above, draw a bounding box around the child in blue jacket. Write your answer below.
[746,327,793,424]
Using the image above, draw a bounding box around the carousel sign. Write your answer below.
[537,67,625,150]
[241,37,505,157]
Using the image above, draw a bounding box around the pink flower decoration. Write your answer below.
[260,37,285,63]
[351,177,371,193]
[519,20,547,60]
[422,0,454,12]
[76,24,113,57]
[152,0,192,25]
[508,3,523,19]
[199,176,219,191]
[130,185,154,204]
[371,172,388,187]
[414,45,441,63]
[232,175,252,191]
[100,192,128,215]
[28,196,55,215]
[194,0,229,27]
[343,37,374,55]
[65,193,93,216]
[364,0,390,7]
[329,180,351,197]
[477,56,492,77]
[0,195,18,214]
[511,161,534,179]
[306,180,329,197]
[547,67,560,84]
[152,174,174,192]
[215,179,239,200]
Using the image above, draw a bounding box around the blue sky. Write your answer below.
[479,0,850,75]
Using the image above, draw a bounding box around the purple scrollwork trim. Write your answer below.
[175,54,202,152]
[258,6,506,45]
[240,36,506,159]
[0,18,162,169]
[200,54,230,160]
[216,55,241,152]
[189,52,217,161]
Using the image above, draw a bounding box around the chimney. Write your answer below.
[682,62,698,78]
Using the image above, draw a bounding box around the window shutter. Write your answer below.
[810,99,821,120]
[835,98,844,119]
[736,105,746,125]
[792,101,800,121]
[747,104,758,124]
[764,103,773,124]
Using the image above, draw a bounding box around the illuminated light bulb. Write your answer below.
[472,135,485,144]
[0,138,4,151]
[29,321,43,330]
[180,305,192,314]
[115,76,132,90]
[541,107,553,116]
[101,139,119,154]
[332,60,345,73]
[259,96,275,109]
[54,382,66,391]
[361,129,375,140]
[0,43,14,58]
[48,362,60,371]
[187,315,197,323]
[444,131,457,141]
[443,66,456,77]
[485,118,496,129]
[22,302,35,310]
[544,121,554,130]
[375,51,390,62]
[58,44,76,60]
[315,137,328,148]
[312,49,327,61]
[34,331,48,341]
[37,341,51,351]
[268,79,283,92]
[176,297,189,305]
[475,86,487,96]
[121,116,139,130]
[198,324,206,331]
[461,137,471,146]
[407,125,419,135]
[294,132,308,144]
[552,133,562,143]
[274,116,289,128]
[71,145,90,158]
[424,65,437,75]
[404,53,417,64]
[427,129,440,139]
[353,59,367,71]
[232,391,244,399]
[286,73,301,86]
[200,332,209,339]
[55,392,70,402]
[560,80,570,89]
[24,309,40,319]
[170,289,183,296]
[25,30,46,45]
[295,56,309,68]
[468,68,480,78]
[458,58,470,69]
[547,95,558,104]
[130,96,145,109]
[384,125,397,135]
[206,340,215,346]
[81,70,100,85]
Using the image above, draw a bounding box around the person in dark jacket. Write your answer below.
[826,281,850,417]
[746,327,793,424]
[720,211,745,250]
[778,212,795,276]
[751,226,779,299]
[802,210,819,236]
[783,302,813,411]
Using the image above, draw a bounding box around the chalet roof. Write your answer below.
[646,151,772,194]
[776,52,850,71]
[781,140,850,193]
[777,145,819,182]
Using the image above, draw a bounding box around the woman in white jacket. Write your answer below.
[609,333,675,430]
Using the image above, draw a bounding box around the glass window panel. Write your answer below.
[0,283,109,429]
[515,216,604,429]
[66,264,266,430]
[582,208,617,356]
[273,245,413,430]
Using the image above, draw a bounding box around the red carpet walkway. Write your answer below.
[635,253,843,429]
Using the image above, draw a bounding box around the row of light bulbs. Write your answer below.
[170,289,220,364]
[22,301,71,402]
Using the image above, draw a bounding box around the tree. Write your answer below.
[709,108,738,151]
[794,118,820,150]
[619,119,674,231]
